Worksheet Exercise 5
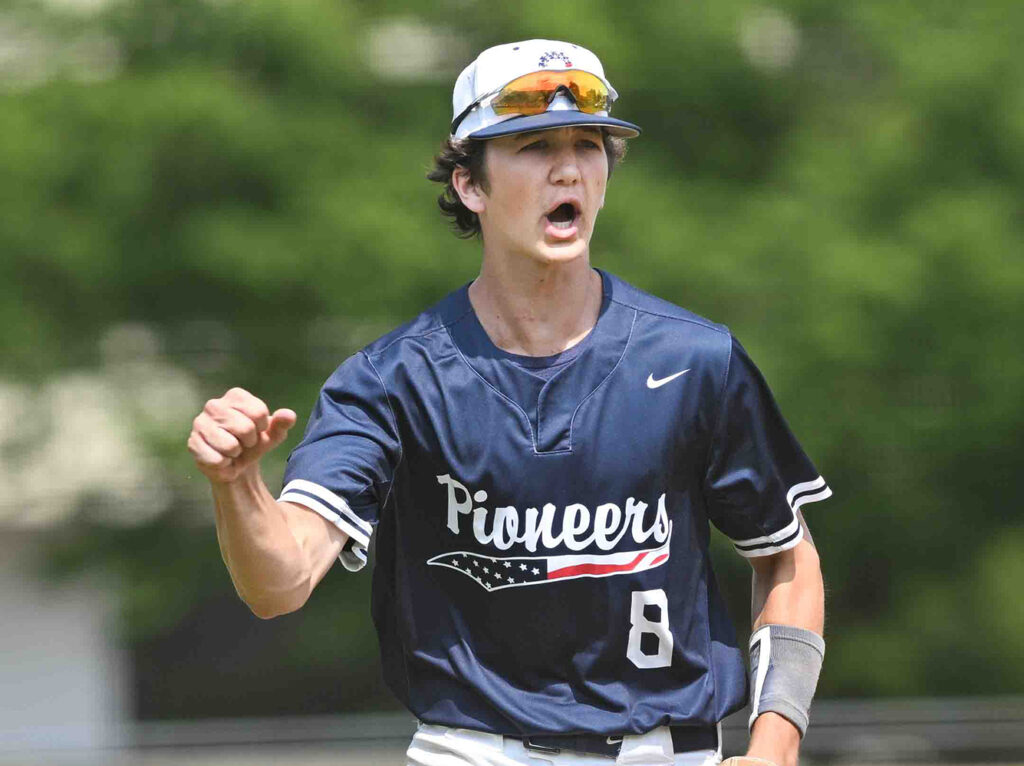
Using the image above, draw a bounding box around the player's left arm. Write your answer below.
[744,511,824,766]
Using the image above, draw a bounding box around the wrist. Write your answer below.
[210,464,267,504]
[747,712,800,766]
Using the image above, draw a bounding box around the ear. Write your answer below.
[452,165,487,214]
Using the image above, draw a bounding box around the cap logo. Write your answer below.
[538,51,572,68]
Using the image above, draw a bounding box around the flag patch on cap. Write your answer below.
[539,50,573,68]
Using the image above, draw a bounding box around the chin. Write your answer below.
[534,238,589,264]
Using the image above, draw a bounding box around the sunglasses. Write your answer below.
[452,69,612,135]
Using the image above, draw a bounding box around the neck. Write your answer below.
[468,254,602,357]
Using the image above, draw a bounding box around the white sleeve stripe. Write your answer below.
[730,476,831,549]
[730,516,800,548]
[280,479,373,535]
[733,525,804,558]
[792,485,832,512]
[279,492,371,549]
[786,476,827,508]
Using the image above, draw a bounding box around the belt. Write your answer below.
[514,724,718,760]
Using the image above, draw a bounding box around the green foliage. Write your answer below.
[3,0,1021,714]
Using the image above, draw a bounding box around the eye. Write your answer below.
[579,139,601,149]
[520,140,545,152]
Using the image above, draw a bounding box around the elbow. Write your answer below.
[227,558,316,619]
[248,602,279,620]
[246,595,305,620]
[240,586,310,620]
[251,607,286,620]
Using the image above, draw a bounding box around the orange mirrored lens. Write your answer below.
[491,70,609,116]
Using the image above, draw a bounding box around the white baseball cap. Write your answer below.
[450,39,641,140]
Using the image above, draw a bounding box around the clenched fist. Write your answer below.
[188,387,297,484]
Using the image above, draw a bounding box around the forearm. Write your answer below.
[212,467,312,618]
[189,389,345,617]
[746,532,825,766]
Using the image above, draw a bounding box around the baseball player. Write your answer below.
[188,40,829,766]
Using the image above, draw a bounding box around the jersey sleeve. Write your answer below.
[279,351,401,572]
[703,336,832,558]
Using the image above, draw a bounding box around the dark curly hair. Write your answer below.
[427,131,628,238]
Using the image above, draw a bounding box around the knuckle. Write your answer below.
[242,397,269,419]
[226,387,250,401]
[188,436,208,459]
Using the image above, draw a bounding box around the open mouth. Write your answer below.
[546,202,579,230]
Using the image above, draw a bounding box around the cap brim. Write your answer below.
[467,111,641,139]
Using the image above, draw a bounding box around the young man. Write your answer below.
[188,40,829,766]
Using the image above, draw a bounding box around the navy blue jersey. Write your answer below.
[279,269,831,736]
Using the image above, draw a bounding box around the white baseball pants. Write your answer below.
[406,723,723,766]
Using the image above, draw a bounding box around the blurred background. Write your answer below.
[1,0,1021,763]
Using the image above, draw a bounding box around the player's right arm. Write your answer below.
[187,388,348,619]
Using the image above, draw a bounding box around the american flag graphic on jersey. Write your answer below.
[427,535,671,592]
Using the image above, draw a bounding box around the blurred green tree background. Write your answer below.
[1,0,1021,717]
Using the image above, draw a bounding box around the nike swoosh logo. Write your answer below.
[646,368,691,389]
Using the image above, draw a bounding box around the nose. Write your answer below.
[549,141,581,186]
